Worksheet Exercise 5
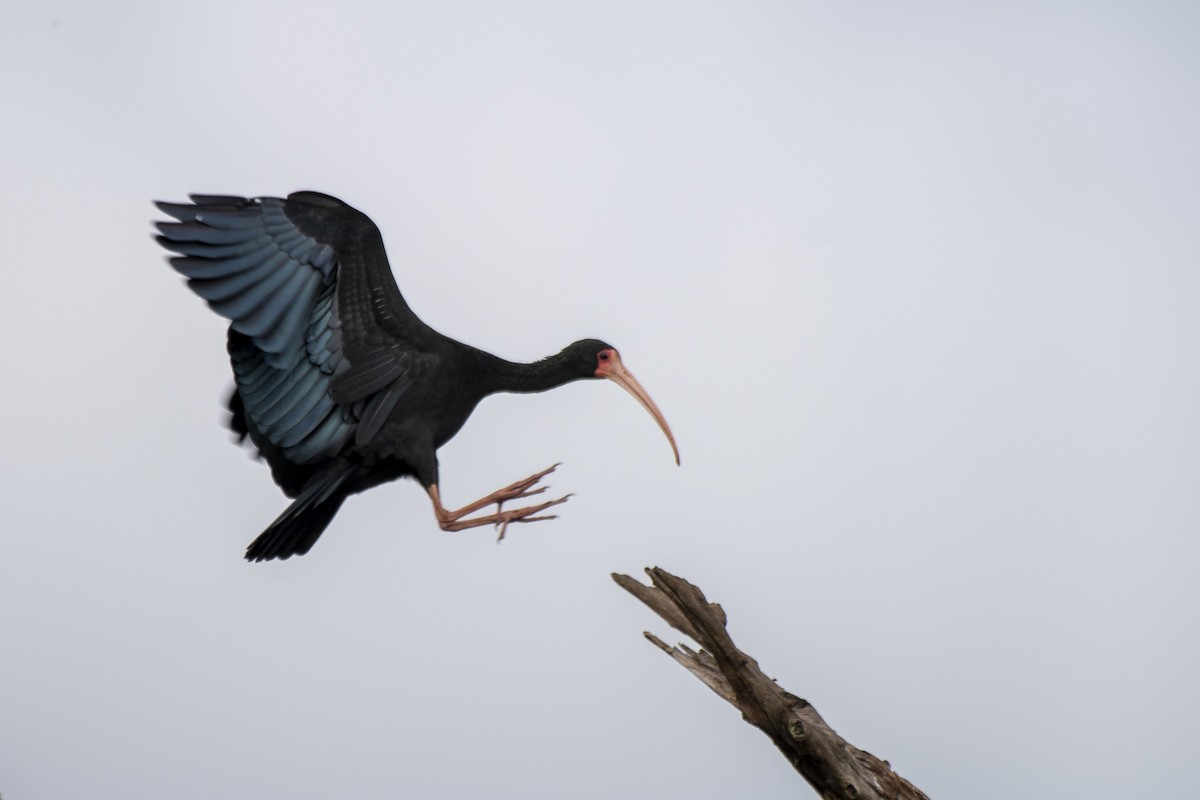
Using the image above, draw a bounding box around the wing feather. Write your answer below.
[189,193,249,205]
[156,221,251,245]
[157,192,436,485]
[208,261,295,323]
[188,251,286,302]
[331,347,413,403]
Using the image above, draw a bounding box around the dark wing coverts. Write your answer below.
[156,192,422,492]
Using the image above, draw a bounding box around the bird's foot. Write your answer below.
[428,464,572,540]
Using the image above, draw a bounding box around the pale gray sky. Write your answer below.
[2,1,1198,797]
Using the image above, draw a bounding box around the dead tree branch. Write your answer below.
[613,567,929,800]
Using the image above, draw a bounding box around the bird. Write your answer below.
[154,191,679,561]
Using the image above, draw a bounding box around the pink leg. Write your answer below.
[428,464,571,540]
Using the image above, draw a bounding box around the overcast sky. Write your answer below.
[2,1,1198,798]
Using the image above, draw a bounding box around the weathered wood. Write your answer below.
[614,567,930,800]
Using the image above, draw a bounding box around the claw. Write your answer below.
[428,464,571,538]
[495,493,570,541]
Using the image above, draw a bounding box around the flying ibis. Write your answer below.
[154,192,678,561]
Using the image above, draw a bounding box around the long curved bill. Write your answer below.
[597,352,680,465]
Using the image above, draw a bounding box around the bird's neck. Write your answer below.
[481,351,581,395]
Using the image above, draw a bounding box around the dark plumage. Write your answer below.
[155,192,678,561]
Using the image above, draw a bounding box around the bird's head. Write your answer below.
[561,339,680,465]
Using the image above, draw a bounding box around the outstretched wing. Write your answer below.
[156,192,429,483]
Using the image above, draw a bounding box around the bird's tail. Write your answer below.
[245,459,356,562]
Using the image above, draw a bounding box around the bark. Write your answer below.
[613,567,930,800]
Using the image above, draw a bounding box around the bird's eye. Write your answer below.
[598,351,610,362]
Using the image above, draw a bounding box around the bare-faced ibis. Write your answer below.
[155,192,679,561]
